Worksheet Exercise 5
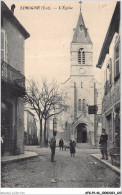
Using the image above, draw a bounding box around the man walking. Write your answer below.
[49,131,57,162]
[99,128,108,160]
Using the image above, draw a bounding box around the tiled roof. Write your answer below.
[1,1,30,39]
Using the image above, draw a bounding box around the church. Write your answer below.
[56,4,100,146]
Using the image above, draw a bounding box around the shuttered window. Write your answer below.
[109,58,112,86]
[5,33,8,62]
[114,36,120,81]
[115,44,119,76]
[104,58,112,95]
[1,30,5,61]
[1,29,8,62]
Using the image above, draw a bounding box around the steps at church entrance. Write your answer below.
[76,143,96,149]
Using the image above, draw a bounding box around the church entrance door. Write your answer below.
[77,123,87,143]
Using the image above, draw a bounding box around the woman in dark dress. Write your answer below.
[70,140,76,157]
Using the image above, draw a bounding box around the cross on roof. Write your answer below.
[79,1,83,12]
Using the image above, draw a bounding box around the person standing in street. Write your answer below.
[49,131,57,162]
[59,138,64,150]
[99,128,108,160]
[70,140,76,157]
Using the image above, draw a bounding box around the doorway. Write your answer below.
[77,123,87,143]
[1,101,13,155]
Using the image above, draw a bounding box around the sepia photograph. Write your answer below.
[1,0,121,194]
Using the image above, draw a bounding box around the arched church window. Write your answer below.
[78,48,85,65]
[82,51,85,64]
[78,50,81,64]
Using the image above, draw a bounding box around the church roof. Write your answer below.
[72,11,92,44]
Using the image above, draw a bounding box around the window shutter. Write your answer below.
[5,33,8,63]
[114,37,120,81]
[1,30,8,63]
[109,58,112,86]
[82,51,85,64]
[115,44,119,77]
[1,30,5,61]
[104,70,106,95]
[78,50,81,64]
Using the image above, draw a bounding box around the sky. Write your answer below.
[5,1,116,84]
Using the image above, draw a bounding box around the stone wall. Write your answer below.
[3,17,24,74]
[17,98,24,154]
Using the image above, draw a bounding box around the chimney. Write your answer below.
[11,4,16,14]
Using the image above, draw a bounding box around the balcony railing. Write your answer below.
[1,60,25,89]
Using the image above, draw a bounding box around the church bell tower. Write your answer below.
[70,2,93,78]
[70,2,95,144]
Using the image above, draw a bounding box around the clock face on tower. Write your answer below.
[79,68,86,75]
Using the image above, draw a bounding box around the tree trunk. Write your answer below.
[44,119,47,145]
[39,118,42,145]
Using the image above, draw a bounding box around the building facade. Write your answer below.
[24,110,38,145]
[56,8,101,146]
[1,2,30,156]
[96,2,120,150]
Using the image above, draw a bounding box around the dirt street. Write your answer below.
[1,145,120,188]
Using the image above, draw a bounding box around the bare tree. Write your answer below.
[24,78,68,144]
[24,79,43,144]
[40,79,68,144]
